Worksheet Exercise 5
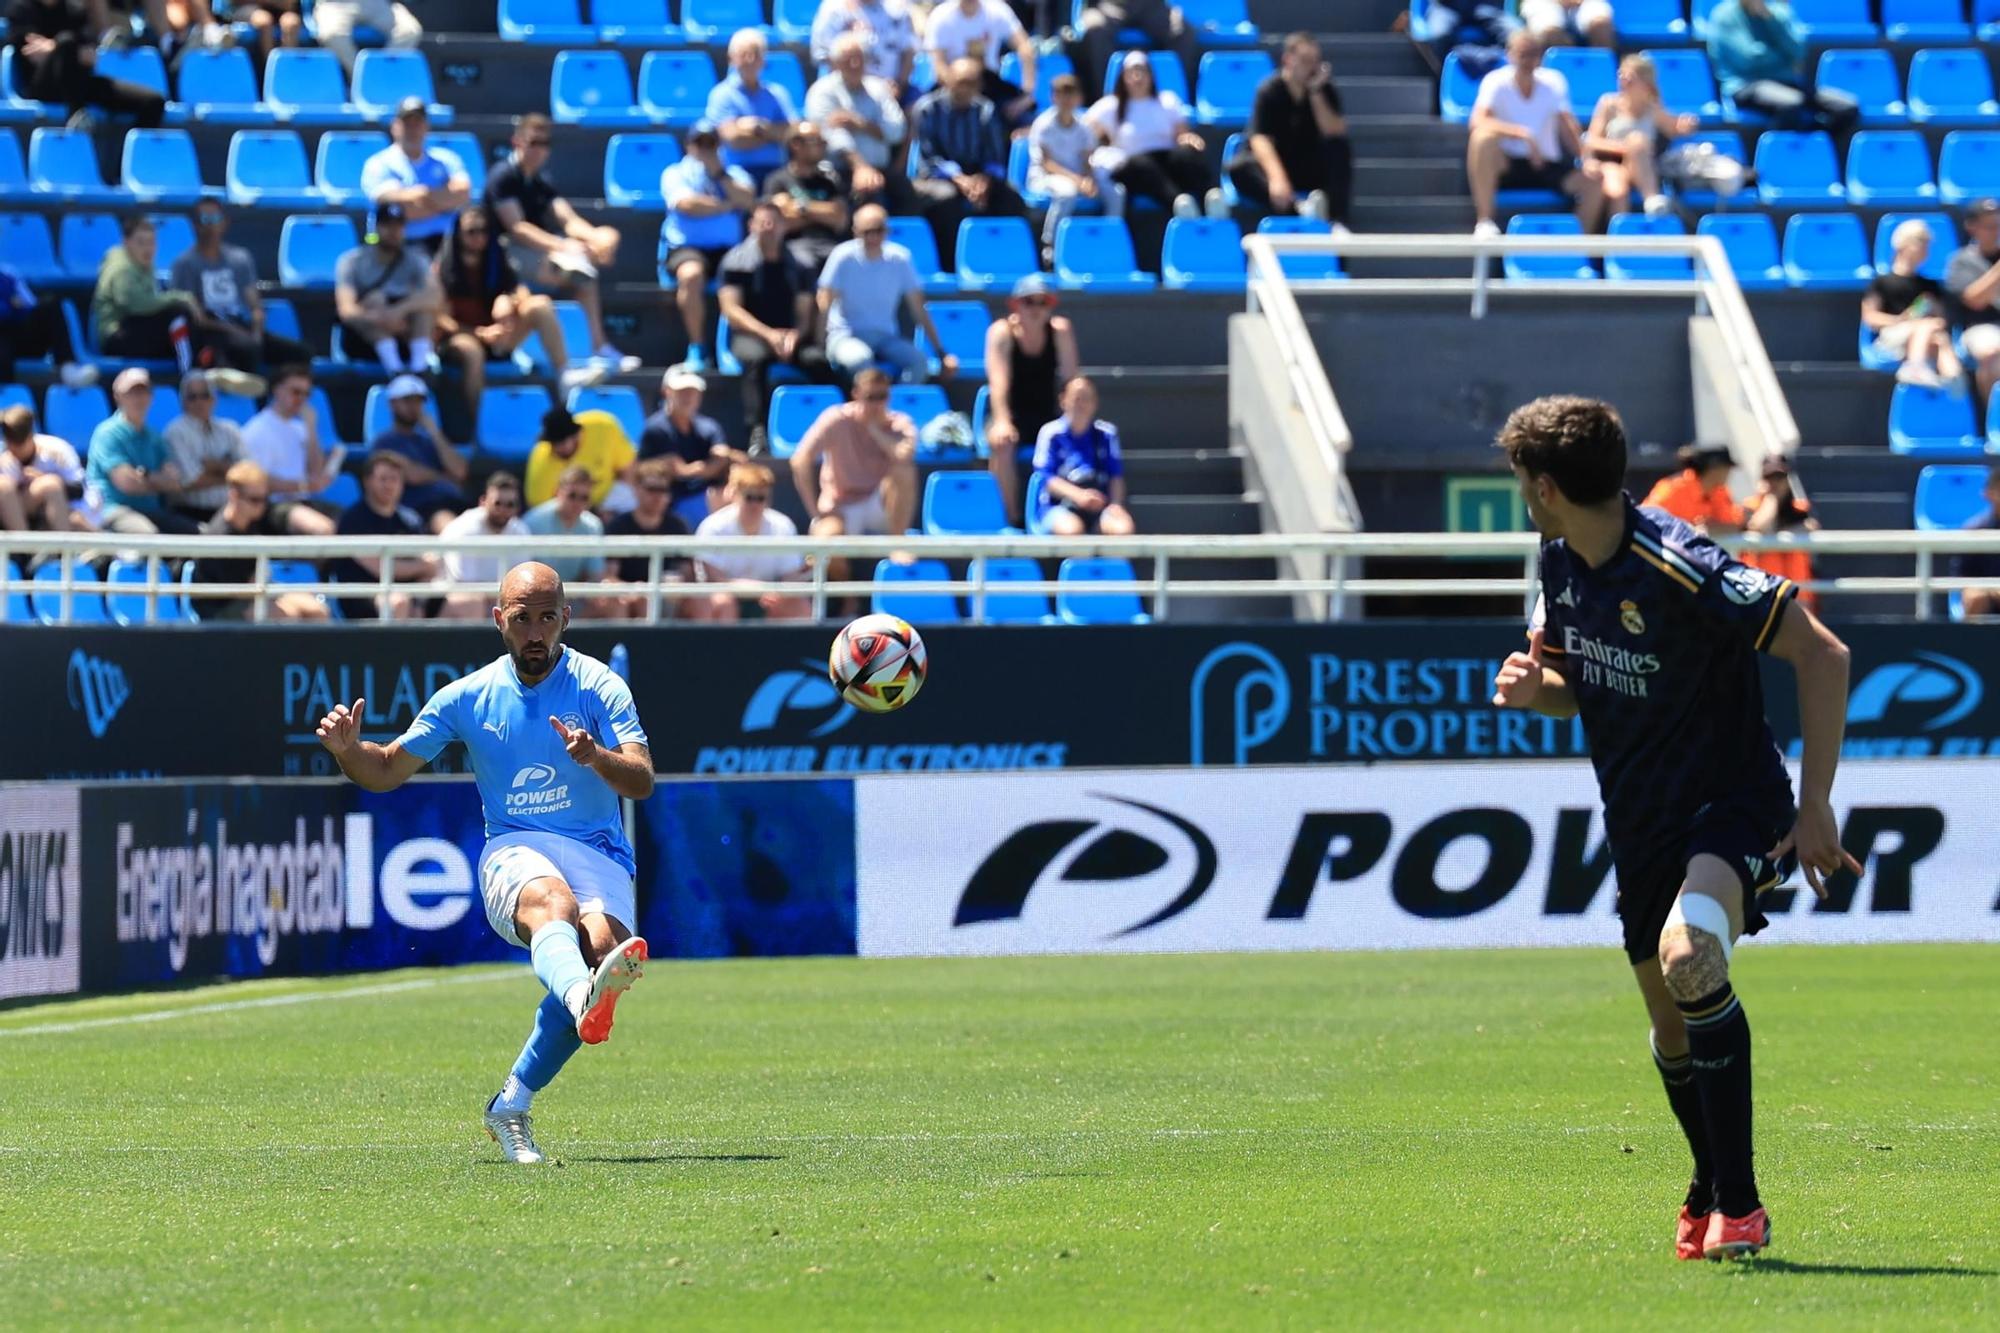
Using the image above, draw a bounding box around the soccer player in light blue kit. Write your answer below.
[315,561,655,1164]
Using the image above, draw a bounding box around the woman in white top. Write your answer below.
[1083,51,1213,217]
[693,462,812,621]
[1585,54,1697,218]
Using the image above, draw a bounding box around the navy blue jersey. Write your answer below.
[1532,498,1797,872]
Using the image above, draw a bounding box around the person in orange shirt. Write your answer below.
[1744,456,1818,611]
[1643,443,1742,534]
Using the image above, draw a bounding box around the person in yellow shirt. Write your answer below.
[1642,442,1742,534]
[523,406,636,508]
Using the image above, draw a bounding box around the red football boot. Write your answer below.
[1703,1206,1771,1261]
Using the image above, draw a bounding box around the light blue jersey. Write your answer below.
[395,647,649,871]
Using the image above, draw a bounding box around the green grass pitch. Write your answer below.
[1,945,1994,1329]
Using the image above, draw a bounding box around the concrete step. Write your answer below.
[1264,0,1405,35]
[1322,33,1436,79]
[1344,115,1470,158]
[1349,195,1478,234]
[1332,76,1441,119]
[1128,495,1262,534]
[1355,158,1468,198]
[1119,449,1245,496]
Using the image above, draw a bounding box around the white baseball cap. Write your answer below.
[112,367,152,396]
[663,365,707,392]
[387,373,428,400]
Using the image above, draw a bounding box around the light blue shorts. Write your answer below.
[478,830,637,946]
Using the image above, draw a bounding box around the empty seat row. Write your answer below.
[501,0,1256,46]
[0,46,446,126]
[1692,0,2000,43]
[1913,461,2000,529]
[1888,381,2000,457]
[874,554,1151,626]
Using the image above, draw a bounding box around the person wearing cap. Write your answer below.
[368,374,469,532]
[85,369,201,537]
[1075,0,1200,103]
[660,121,759,375]
[707,29,799,189]
[1643,444,1743,536]
[242,364,343,505]
[0,403,93,534]
[762,121,851,277]
[525,405,637,512]
[334,202,442,374]
[910,59,1027,245]
[1944,199,2000,413]
[329,452,437,621]
[638,365,735,527]
[486,113,638,374]
[719,201,836,453]
[924,0,1036,130]
[436,471,532,620]
[522,463,610,597]
[1741,456,1818,613]
[93,216,267,397]
[790,368,918,545]
[312,0,421,74]
[818,203,960,383]
[806,33,916,217]
[170,202,315,379]
[985,273,1079,524]
[361,97,472,260]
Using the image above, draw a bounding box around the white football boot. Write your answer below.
[484,1096,546,1165]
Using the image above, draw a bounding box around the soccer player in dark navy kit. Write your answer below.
[1489,397,1862,1261]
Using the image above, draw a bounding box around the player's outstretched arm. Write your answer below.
[1766,601,1864,898]
[1492,628,1578,718]
[549,716,656,800]
[315,698,427,793]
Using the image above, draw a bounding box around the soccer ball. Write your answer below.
[829,614,927,713]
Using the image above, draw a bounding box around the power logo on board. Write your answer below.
[1809,651,1999,758]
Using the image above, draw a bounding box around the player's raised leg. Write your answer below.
[573,910,647,1046]
[1632,959,1714,1259]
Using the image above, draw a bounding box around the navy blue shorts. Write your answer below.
[1615,799,1798,964]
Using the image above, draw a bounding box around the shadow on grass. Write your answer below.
[1731,1258,1995,1279]
[559,1153,786,1165]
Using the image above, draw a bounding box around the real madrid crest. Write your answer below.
[1619,600,1645,635]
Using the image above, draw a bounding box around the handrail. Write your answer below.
[1242,233,1361,534]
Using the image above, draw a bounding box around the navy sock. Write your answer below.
[1652,1035,1714,1213]
[1678,982,1759,1217]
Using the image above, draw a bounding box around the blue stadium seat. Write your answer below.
[1179,0,1259,44]
[891,385,954,452]
[915,301,989,378]
[604,133,681,207]
[0,213,61,282]
[106,559,161,627]
[264,49,364,124]
[498,0,595,43]
[0,383,30,416]
[1616,0,1690,41]
[1858,316,1902,373]
[212,383,260,426]
[0,130,26,200]
[1813,48,1907,125]
[1889,382,1983,456]
[176,47,274,125]
[1845,130,1939,205]
[970,384,992,457]
[1914,464,1991,528]
[120,128,207,205]
[683,0,771,41]
[278,214,359,288]
[1256,216,1345,280]
[43,383,108,447]
[907,51,939,96]
[0,48,44,125]
[513,299,589,375]
[1696,213,1784,288]
[309,387,353,449]
[774,0,819,43]
[886,217,955,293]
[1057,557,1150,624]
[568,384,646,442]
[922,471,1011,535]
[1908,48,2000,123]
[1194,51,1271,125]
[1646,48,1721,122]
[1,559,31,625]
[1754,130,1845,203]
[1504,214,1596,281]
[1544,47,1617,116]
[764,50,808,112]
[431,132,487,197]
[313,130,387,206]
[1606,213,1691,280]
[767,384,844,458]
[1000,49,1075,110]
[352,50,452,123]
[597,0,685,44]
[638,50,717,127]
[1782,212,1872,288]
[1052,216,1154,292]
[226,129,319,208]
[143,383,182,436]
[32,562,108,625]
[1981,0,2000,39]
[552,51,647,126]
[1105,51,1190,108]
[969,557,1057,624]
[29,127,128,204]
[1779,0,1878,39]
[1162,217,1246,291]
[1873,210,1957,278]
[1662,130,1746,205]
[58,213,121,280]
[1988,394,2000,452]
[1439,52,1480,123]
[477,384,553,465]
[362,381,441,441]
[1882,0,1972,42]
[956,216,1039,291]
[1939,129,2000,203]
[871,558,960,623]
[315,472,363,511]
[147,213,194,281]
[95,46,178,119]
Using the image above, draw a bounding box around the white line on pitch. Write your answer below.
[0,968,516,1039]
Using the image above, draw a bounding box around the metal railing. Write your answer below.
[6,529,2000,624]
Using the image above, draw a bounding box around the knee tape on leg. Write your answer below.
[1665,894,1734,963]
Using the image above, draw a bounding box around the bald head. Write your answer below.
[495,562,568,679]
[500,561,565,607]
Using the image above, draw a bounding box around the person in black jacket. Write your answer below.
[3,0,166,128]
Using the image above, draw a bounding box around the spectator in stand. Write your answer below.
[1521,0,1615,48]
[1705,0,1857,134]
[912,59,1029,242]
[985,274,1078,525]
[522,464,610,605]
[2,0,166,128]
[1028,74,1103,266]
[1085,51,1215,220]
[1467,32,1604,236]
[313,0,421,74]
[171,203,316,378]
[487,113,638,373]
[368,374,468,532]
[361,98,472,261]
[1227,32,1353,232]
[1866,220,1963,390]
[191,462,331,622]
[1643,443,1742,535]
[0,403,91,533]
[808,33,916,217]
[334,203,441,374]
[241,364,341,504]
[638,365,734,527]
[660,121,758,375]
[925,0,1037,129]
[94,216,266,396]
[437,472,530,619]
[1032,375,1132,535]
[1075,0,1199,103]
[1951,465,2000,619]
[525,405,636,512]
[604,457,695,620]
[811,0,917,93]
[791,368,917,547]
[1585,54,1697,220]
[330,452,435,620]
[238,0,302,63]
[1945,200,2000,413]
[695,462,812,622]
[1414,0,1520,81]
[709,29,799,189]
[720,201,835,454]
[1741,455,1818,612]
[167,369,337,532]
[85,369,199,536]
[819,203,961,382]
[0,261,95,388]
[434,210,605,423]
[763,123,852,276]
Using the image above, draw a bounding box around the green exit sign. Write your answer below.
[1445,476,1527,534]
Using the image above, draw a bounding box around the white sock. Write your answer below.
[409,337,433,368]
[494,1074,533,1114]
[563,978,591,1022]
[373,338,406,373]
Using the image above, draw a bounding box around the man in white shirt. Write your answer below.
[810,0,917,90]
[0,404,92,532]
[241,365,340,503]
[694,462,811,622]
[807,33,916,214]
[437,471,531,619]
[926,0,1037,129]
[1468,31,1604,234]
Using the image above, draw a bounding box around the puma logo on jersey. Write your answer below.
[483,720,508,740]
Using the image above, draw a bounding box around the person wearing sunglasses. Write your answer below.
[0,403,92,534]
[718,202,835,456]
[602,458,695,621]
[984,273,1078,526]
[790,368,917,595]
[188,461,330,622]
[437,471,532,620]
[694,462,812,622]
[169,203,315,383]
[818,204,959,384]
[329,451,438,621]
[522,463,614,616]
[169,366,338,537]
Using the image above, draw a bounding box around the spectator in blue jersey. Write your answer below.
[1705,0,1856,134]
[660,121,759,375]
[1951,464,2000,620]
[368,374,469,533]
[708,29,798,188]
[1032,376,1132,536]
[818,203,960,382]
[86,369,200,537]
[361,97,473,260]
[910,58,1027,254]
